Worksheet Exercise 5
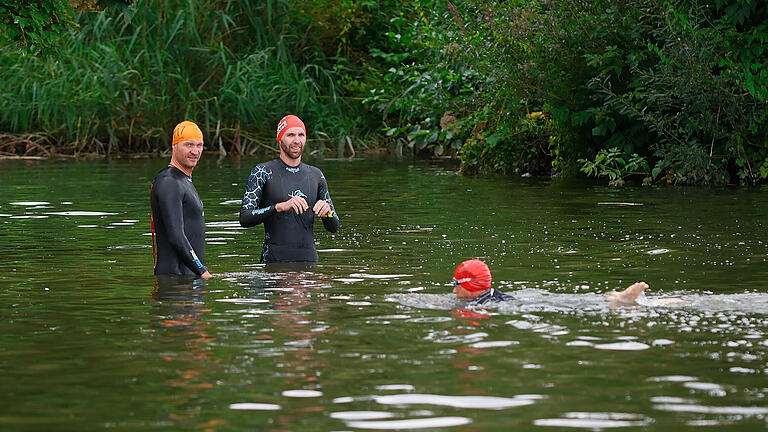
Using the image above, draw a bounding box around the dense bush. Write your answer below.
[368,0,768,185]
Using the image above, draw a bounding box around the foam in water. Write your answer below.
[282,389,323,398]
[345,417,471,429]
[229,403,281,410]
[372,393,544,409]
[534,412,652,428]
[330,411,395,420]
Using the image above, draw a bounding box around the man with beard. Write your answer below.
[151,121,213,279]
[239,115,340,263]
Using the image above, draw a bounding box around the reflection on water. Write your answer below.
[1,158,768,431]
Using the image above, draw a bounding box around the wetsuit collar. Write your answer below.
[279,153,302,168]
[168,165,192,179]
[277,157,302,171]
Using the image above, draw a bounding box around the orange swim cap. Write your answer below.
[276,115,306,143]
[453,259,492,292]
[172,121,203,146]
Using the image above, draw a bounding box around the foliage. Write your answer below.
[579,147,650,187]
[0,0,74,54]
[367,0,768,185]
[0,0,382,154]
[2,0,768,187]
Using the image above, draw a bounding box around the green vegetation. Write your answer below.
[0,0,387,155]
[1,0,767,185]
[370,0,768,185]
[0,0,74,54]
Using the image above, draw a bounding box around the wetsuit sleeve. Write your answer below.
[154,178,208,275]
[240,165,277,227]
[317,171,340,233]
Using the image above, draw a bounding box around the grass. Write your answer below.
[0,0,369,156]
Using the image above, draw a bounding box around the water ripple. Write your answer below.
[373,393,544,409]
[534,412,652,428]
[229,403,280,410]
[345,416,471,430]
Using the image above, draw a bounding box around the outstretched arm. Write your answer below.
[240,165,277,227]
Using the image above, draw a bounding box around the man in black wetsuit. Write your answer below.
[239,115,339,263]
[150,121,212,279]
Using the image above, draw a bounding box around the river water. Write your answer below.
[1,156,767,431]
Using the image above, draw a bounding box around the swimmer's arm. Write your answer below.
[316,176,339,233]
[657,297,684,304]
[154,179,209,276]
[239,167,277,227]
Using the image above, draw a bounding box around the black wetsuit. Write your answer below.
[467,288,515,305]
[150,166,208,276]
[239,158,339,263]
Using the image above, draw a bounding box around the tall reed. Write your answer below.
[0,0,364,155]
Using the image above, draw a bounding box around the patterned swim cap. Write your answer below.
[276,115,306,143]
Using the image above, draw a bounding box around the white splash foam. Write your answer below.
[282,389,323,398]
[593,342,650,351]
[229,403,280,410]
[345,417,471,430]
[9,201,49,206]
[373,394,542,410]
[330,411,395,420]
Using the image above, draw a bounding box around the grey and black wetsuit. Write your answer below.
[240,158,339,263]
[467,288,515,305]
[151,166,208,276]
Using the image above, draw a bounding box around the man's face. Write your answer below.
[453,282,481,299]
[279,127,306,161]
[172,139,204,171]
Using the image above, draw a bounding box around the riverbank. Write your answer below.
[2,0,766,185]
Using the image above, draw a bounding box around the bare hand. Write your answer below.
[313,199,332,217]
[201,271,213,280]
[276,196,309,214]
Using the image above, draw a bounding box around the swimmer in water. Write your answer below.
[452,259,515,305]
[452,259,684,306]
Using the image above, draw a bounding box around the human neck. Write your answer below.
[279,153,301,167]
[169,159,193,177]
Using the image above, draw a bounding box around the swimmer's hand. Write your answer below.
[277,196,309,214]
[201,271,213,280]
[313,199,333,218]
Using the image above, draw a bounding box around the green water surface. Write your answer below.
[1,157,767,431]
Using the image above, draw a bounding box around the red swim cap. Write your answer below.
[453,259,492,292]
[276,115,306,143]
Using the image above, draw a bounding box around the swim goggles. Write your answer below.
[452,277,472,287]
